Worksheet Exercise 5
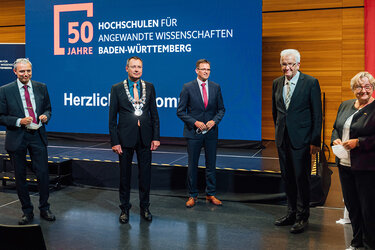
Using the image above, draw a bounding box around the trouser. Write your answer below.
[187,136,217,197]
[119,128,151,211]
[9,130,50,215]
[339,165,375,249]
[277,129,311,221]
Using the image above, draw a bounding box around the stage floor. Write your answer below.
[0,134,349,249]
[0,185,351,250]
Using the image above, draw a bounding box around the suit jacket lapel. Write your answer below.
[31,81,42,115]
[11,81,26,115]
[207,80,216,108]
[193,80,205,109]
[289,72,304,108]
[277,77,287,110]
[121,82,133,109]
[139,81,143,97]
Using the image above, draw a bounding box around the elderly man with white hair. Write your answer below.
[272,49,322,234]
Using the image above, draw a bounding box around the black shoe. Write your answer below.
[40,210,56,221]
[119,210,129,224]
[18,213,34,225]
[140,208,152,222]
[290,220,308,234]
[274,214,296,226]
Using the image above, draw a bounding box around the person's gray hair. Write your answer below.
[350,71,375,90]
[13,58,32,70]
[280,49,301,64]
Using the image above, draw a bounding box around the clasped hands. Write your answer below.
[194,120,215,133]
[332,138,359,150]
[20,115,47,126]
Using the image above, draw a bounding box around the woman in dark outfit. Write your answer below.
[331,71,375,250]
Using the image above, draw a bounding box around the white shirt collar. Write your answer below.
[284,71,300,85]
[197,78,208,86]
[17,79,32,89]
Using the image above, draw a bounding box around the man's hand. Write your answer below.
[194,121,207,132]
[151,140,160,151]
[112,145,123,155]
[20,117,33,126]
[39,115,48,123]
[310,145,320,155]
[342,139,359,150]
[332,139,342,145]
[205,120,216,131]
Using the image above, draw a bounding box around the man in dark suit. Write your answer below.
[0,58,55,225]
[177,59,225,208]
[272,49,322,233]
[109,56,160,224]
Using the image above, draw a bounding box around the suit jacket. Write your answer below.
[109,80,160,148]
[176,79,225,139]
[272,72,322,149]
[331,99,375,171]
[0,80,52,152]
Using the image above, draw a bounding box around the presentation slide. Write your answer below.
[25,0,262,140]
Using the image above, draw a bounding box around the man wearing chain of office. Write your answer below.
[109,56,160,224]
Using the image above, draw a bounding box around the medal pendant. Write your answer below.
[135,109,143,116]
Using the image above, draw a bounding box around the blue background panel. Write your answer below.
[25,0,262,140]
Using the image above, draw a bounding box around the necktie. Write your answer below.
[133,83,140,126]
[285,81,291,109]
[201,83,208,108]
[133,83,139,101]
[23,85,37,124]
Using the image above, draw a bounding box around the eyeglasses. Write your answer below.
[354,84,373,91]
[281,63,297,68]
[198,68,210,72]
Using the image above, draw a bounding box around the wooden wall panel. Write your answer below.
[264,0,363,12]
[0,26,25,43]
[0,0,25,43]
[343,0,364,7]
[342,8,365,101]
[0,0,25,27]
[263,0,342,12]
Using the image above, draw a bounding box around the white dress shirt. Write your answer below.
[16,79,41,127]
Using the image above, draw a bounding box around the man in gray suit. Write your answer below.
[177,59,225,208]
[0,58,55,225]
[272,49,322,233]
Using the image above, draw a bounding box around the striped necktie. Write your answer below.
[285,81,291,109]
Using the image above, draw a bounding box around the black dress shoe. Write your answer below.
[140,208,152,222]
[290,220,308,234]
[274,214,296,226]
[119,210,129,224]
[40,210,56,221]
[18,213,34,225]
